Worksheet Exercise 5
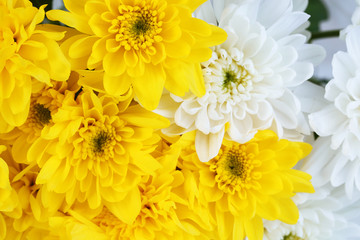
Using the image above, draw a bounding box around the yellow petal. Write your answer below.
[106,187,141,224]
[36,156,62,184]
[19,40,48,61]
[78,70,106,93]
[132,65,166,110]
[244,216,264,240]
[120,104,170,128]
[69,35,97,59]
[88,13,111,37]
[47,10,93,35]
[103,51,126,77]
[124,49,138,67]
[103,72,131,96]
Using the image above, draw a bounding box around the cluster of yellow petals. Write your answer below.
[25,89,170,216]
[0,0,70,133]
[47,0,227,110]
[174,130,315,240]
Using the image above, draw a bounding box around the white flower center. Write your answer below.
[203,48,261,105]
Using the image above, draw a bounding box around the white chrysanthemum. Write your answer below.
[264,184,360,240]
[301,136,360,198]
[340,0,360,38]
[309,26,360,160]
[155,0,325,162]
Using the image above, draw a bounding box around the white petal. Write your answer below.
[298,44,326,66]
[267,12,309,40]
[346,76,360,100]
[346,26,360,64]
[228,114,254,142]
[332,52,356,90]
[195,128,225,162]
[287,62,313,87]
[195,107,211,134]
[324,80,342,101]
[309,105,347,136]
[257,0,292,28]
[292,81,327,113]
[175,107,195,129]
[270,90,299,129]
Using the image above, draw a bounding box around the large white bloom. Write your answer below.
[300,136,360,198]
[155,0,325,162]
[264,184,360,240]
[309,26,360,161]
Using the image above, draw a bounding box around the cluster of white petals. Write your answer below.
[264,184,360,240]
[155,0,325,162]
[310,26,360,161]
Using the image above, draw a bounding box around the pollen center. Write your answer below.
[131,16,151,37]
[222,65,251,91]
[282,233,304,240]
[210,144,258,195]
[29,103,51,128]
[225,149,248,179]
[108,3,164,52]
[92,130,111,153]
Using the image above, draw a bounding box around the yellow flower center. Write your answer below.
[28,103,52,129]
[85,123,116,160]
[91,130,111,154]
[210,143,261,195]
[109,3,164,52]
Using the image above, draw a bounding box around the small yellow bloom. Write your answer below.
[0,0,71,133]
[0,145,60,240]
[48,0,227,110]
[0,74,81,165]
[46,138,189,239]
[175,130,315,240]
[27,89,169,215]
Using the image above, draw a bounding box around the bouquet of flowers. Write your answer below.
[1,0,360,239]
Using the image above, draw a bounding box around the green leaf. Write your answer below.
[305,0,329,33]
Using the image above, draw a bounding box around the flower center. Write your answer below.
[29,103,52,128]
[210,143,260,195]
[92,130,111,154]
[282,233,304,240]
[131,16,151,36]
[109,3,164,52]
[222,66,250,91]
[202,48,259,104]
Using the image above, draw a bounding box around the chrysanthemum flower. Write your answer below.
[0,0,71,133]
[174,130,314,240]
[0,73,80,165]
[0,145,61,240]
[46,0,227,110]
[310,26,360,161]
[46,138,188,239]
[27,89,170,220]
[0,145,19,240]
[155,0,325,162]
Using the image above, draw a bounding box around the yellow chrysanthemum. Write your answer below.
[27,89,170,218]
[0,73,80,165]
[47,0,227,110]
[0,0,71,133]
[0,145,61,240]
[45,138,191,240]
[175,130,315,240]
